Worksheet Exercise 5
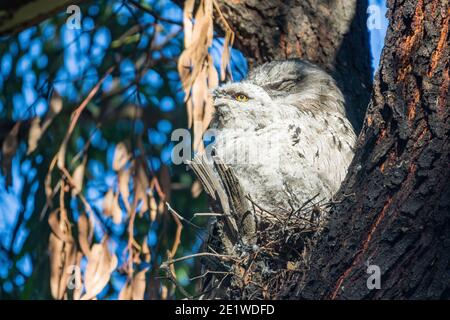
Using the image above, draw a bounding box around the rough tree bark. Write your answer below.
[292,0,450,299]
[209,0,449,299]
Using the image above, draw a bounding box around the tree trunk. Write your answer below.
[292,0,450,299]
[205,0,449,300]
[215,0,372,132]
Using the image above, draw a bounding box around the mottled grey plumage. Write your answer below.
[210,59,356,218]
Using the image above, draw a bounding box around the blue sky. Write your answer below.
[368,0,389,72]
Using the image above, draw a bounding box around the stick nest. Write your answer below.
[187,153,332,299]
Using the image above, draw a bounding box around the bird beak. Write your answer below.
[213,98,229,111]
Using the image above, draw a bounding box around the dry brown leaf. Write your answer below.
[48,210,77,300]
[191,179,203,198]
[118,280,132,300]
[203,97,214,134]
[207,54,219,88]
[72,252,83,300]
[158,201,166,217]
[133,252,142,264]
[118,168,131,211]
[135,161,149,197]
[44,169,53,205]
[49,233,64,299]
[131,268,149,300]
[41,91,63,131]
[103,188,121,223]
[203,55,218,132]
[118,267,148,300]
[191,3,210,49]
[50,91,63,113]
[149,195,157,221]
[112,142,129,171]
[213,1,235,80]
[77,213,91,256]
[183,0,195,47]
[220,40,231,79]
[142,236,151,263]
[103,188,114,216]
[192,68,207,151]
[185,99,194,129]
[168,211,183,258]
[27,117,42,155]
[48,210,73,243]
[177,50,193,98]
[135,161,149,216]
[188,23,210,90]
[139,196,149,217]
[81,241,118,300]
[112,191,122,224]
[71,162,85,197]
[57,141,67,169]
[161,285,168,300]
[178,0,233,151]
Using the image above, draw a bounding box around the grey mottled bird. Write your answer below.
[210,59,356,219]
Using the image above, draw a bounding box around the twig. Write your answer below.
[189,270,230,281]
[166,202,201,229]
[160,264,192,299]
[168,206,183,258]
[245,195,284,224]
[161,252,235,268]
[127,0,183,25]
[193,212,229,217]
[45,67,115,207]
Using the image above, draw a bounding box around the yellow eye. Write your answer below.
[234,94,249,102]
